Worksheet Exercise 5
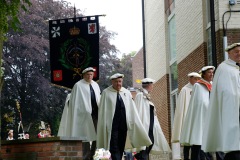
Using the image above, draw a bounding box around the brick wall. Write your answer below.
[177,43,207,91]
[225,29,240,49]
[216,29,240,65]
[1,137,82,160]
[151,74,171,143]
[177,29,240,91]
[216,29,225,65]
[132,48,144,88]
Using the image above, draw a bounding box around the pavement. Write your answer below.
[149,153,172,160]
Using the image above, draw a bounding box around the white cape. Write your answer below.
[97,86,152,151]
[65,79,101,141]
[134,90,171,154]
[180,80,210,145]
[171,83,193,142]
[202,59,240,152]
[57,93,71,136]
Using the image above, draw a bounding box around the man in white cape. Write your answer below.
[97,73,152,160]
[66,67,101,160]
[171,72,201,160]
[202,43,240,160]
[134,78,171,160]
[180,66,215,160]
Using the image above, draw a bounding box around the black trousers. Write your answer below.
[82,141,96,160]
[110,129,127,160]
[82,117,97,160]
[134,144,153,160]
[191,145,225,160]
[184,146,191,160]
[191,145,213,160]
[216,152,225,160]
[224,151,240,160]
[191,145,201,160]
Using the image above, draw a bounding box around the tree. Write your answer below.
[0,0,31,91]
[2,0,75,138]
[98,26,120,90]
[114,53,133,88]
[1,0,120,139]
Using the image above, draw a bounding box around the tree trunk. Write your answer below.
[0,28,3,92]
[0,27,3,159]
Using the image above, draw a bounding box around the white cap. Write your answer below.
[141,78,155,84]
[199,66,215,73]
[225,43,240,52]
[110,73,124,80]
[187,72,201,78]
[82,67,96,74]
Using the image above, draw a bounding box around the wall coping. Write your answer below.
[1,136,82,145]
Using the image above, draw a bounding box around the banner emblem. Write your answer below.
[49,16,99,88]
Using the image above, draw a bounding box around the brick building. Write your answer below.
[132,48,144,89]
[132,0,240,144]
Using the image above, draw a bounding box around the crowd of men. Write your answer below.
[58,68,171,160]
[58,42,240,160]
[171,42,240,160]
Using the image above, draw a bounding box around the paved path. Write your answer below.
[149,153,172,160]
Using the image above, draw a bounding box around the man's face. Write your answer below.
[202,69,214,82]
[228,46,240,63]
[25,134,29,139]
[111,78,123,91]
[189,77,200,85]
[9,131,13,137]
[83,72,94,82]
[147,83,154,93]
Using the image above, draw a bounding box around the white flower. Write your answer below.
[93,148,111,160]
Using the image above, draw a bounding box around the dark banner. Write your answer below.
[49,16,99,89]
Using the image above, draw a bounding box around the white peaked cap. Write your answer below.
[141,78,155,84]
[225,43,240,52]
[82,67,96,74]
[110,73,124,80]
[187,72,201,78]
[200,66,215,73]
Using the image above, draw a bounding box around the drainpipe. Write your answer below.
[210,0,217,67]
[142,0,146,78]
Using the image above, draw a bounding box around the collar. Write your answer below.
[140,88,151,101]
[229,58,240,68]
[224,59,240,70]
[197,79,212,91]
[82,79,93,84]
[185,82,193,89]
[142,88,149,94]
[228,58,237,64]
[108,86,124,92]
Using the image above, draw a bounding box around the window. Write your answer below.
[170,62,178,91]
[207,27,213,65]
[168,14,178,127]
[169,16,176,62]
[206,0,212,65]
[170,91,178,127]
